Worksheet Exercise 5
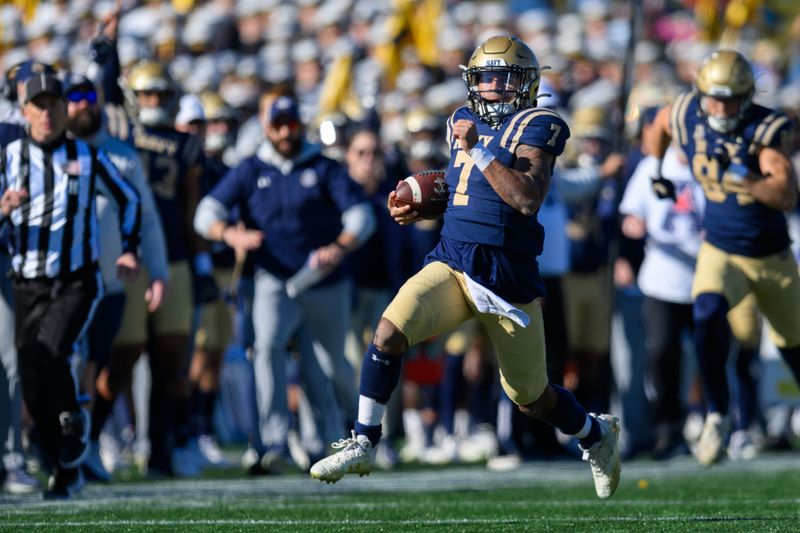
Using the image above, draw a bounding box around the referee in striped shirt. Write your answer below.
[0,73,141,498]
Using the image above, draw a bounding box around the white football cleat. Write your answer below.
[693,412,729,467]
[197,435,231,468]
[310,431,375,483]
[580,414,621,499]
[727,429,760,461]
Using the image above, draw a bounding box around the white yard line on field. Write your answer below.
[0,514,789,528]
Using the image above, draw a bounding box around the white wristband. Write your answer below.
[468,143,496,172]
[654,158,663,177]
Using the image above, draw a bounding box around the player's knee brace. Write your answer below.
[693,293,729,327]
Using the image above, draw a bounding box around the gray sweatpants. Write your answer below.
[252,269,356,452]
[0,252,23,472]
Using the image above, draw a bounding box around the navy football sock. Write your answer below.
[354,421,382,446]
[694,293,731,414]
[544,385,601,447]
[582,418,603,448]
[732,345,759,431]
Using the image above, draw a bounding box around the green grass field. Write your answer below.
[2,453,799,531]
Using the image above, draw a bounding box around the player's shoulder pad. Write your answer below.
[104,103,132,142]
[669,91,698,147]
[749,105,795,151]
[499,107,570,156]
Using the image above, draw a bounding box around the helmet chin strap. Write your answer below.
[480,101,516,129]
[139,107,172,127]
[707,115,738,133]
[485,102,515,117]
[699,92,752,134]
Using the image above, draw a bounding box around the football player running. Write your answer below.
[310,35,622,499]
[645,49,800,467]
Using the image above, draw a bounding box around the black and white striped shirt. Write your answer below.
[0,135,140,279]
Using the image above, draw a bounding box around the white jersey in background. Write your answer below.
[618,146,705,304]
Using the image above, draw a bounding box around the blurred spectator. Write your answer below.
[619,143,703,459]
[194,95,376,472]
[102,60,207,478]
[65,74,169,482]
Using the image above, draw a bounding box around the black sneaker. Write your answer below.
[59,410,90,468]
[43,468,84,500]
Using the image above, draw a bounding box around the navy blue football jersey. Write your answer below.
[131,124,204,263]
[425,106,570,304]
[670,92,793,257]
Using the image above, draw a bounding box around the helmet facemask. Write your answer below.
[698,92,753,134]
[464,67,532,128]
[136,91,178,127]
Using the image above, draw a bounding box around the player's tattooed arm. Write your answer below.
[452,118,549,215]
[482,143,553,216]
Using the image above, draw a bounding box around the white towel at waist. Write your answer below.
[463,273,531,328]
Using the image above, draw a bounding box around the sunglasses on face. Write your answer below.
[67,90,97,104]
[271,119,300,131]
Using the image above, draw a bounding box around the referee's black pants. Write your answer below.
[13,267,100,468]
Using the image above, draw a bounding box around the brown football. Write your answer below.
[394,170,448,219]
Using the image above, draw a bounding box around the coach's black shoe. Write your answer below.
[59,409,90,468]
[44,468,84,500]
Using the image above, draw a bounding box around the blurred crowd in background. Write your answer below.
[2,0,800,492]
